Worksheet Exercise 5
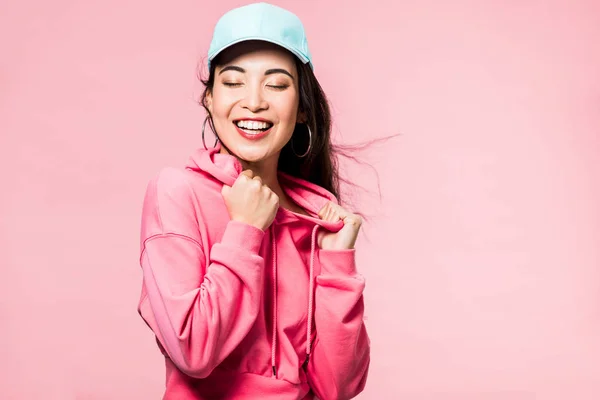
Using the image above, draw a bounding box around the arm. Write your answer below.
[137,168,265,379]
[306,248,371,400]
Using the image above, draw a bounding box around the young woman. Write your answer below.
[137,3,370,399]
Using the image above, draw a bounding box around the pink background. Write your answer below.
[1,0,599,399]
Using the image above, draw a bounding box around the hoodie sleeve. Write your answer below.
[137,167,265,379]
[306,248,371,400]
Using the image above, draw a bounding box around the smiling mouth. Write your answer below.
[234,120,274,135]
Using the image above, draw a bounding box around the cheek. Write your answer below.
[210,88,235,119]
[209,95,235,137]
[276,93,300,127]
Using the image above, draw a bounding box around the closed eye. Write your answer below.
[223,82,242,87]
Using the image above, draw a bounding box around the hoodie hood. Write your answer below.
[186,144,344,377]
[186,145,345,232]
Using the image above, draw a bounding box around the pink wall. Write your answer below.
[1,0,599,398]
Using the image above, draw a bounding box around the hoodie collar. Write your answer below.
[186,145,344,232]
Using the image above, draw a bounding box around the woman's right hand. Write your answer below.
[221,170,279,231]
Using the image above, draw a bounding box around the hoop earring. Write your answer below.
[291,124,312,158]
[202,116,219,150]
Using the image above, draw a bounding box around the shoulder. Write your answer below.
[149,166,194,195]
[143,167,197,210]
[141,167,201,239]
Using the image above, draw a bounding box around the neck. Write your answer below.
[220,146,285,198]
[242,157,281,192]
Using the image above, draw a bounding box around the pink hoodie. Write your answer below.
[137,146,370,399]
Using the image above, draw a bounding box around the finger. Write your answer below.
[330,203,351,219]
[337,206,360,226]
[221,185,230,197]
[330,210,341,222]
[318,202,330,219]
[342,214,362,227]
[330,209,341,222]
[271,192,280,205]
[252,175,263,185]
[323,205,333,221]
[249,178,262,191]
[325,207,337,222]
[240,169,254,179]
[262,185,273,196]
[322,206,331,221]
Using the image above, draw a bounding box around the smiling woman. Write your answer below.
[136,3,371,400]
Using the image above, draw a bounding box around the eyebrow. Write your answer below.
[218,65,294,79]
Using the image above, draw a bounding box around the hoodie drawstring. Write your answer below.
[270,223,320,378]
[303,224,319,371]
[270,224,278,377]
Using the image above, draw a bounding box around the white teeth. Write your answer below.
[236,120,270,130]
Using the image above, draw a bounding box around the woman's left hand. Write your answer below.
[317,202,362,250]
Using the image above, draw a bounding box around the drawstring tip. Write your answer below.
[272,365,277,377]
[302,354,310,371]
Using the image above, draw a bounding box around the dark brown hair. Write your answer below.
[197,51,396,210]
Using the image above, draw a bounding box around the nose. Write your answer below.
[240,84,269,113]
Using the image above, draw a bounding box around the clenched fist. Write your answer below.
[317,202,362,250]
[221,170,279,231]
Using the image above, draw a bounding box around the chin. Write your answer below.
[226,143,271,163]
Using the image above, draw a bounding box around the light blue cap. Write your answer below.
[207,2,313,70]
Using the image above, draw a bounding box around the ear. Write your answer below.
[204,90,213,113]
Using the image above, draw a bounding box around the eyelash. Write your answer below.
[222,82,289,90]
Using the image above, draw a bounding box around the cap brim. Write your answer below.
[208,36,312,69]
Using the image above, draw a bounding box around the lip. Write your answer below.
[233,117,273,123]
[234,122,272,140]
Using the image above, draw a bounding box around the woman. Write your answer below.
[137,3,370,399]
